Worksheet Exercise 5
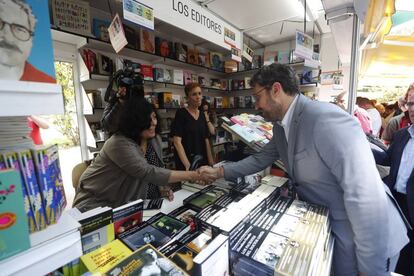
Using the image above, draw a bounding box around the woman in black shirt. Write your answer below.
[172,83,214,170]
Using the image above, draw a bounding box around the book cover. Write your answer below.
[198,51,208,67]
[120,223,172,250]
[244,77,252,89]
[172,94,181,108]
[32,145,66,225]
[155,37,173,58]
[183,71,192,85]
[104,244,188,276]
[190,74,197,84]
[97,54,114,75]
[175,43,188,62]
[158,92,173,108]
[151,213,189,237]
[224,60,238,73]
[0,170,30,261]
[123,24,137,49]
[140,28,155,54]
[92,18,110,42]
[123,59,141,73]
[164,69,174,83]
[170,206,198,226]
[79,208,115,254]
[80,239,132,274]
[17,149,48,231]
[187,48,199,65]
[173,69,184,85]
[141,64,154,80]
[2,151,37,232]
[193,234,229,276]
[154,67,165,82]
[198,76,207,87]
[113,199,143,236]
[220,79,229,91]
[209,52,224,71]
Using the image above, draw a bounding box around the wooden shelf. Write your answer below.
[0,80,63,116]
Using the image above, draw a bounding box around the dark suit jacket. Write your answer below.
[373,127,414,223]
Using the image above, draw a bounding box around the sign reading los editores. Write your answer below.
[137,0,242,50]
[123,0,154,30]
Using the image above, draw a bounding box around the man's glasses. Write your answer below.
[253,87,268,101]
[0,19,33,41]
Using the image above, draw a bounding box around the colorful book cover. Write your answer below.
[80,239,132,274]
[277,51,290,64]
[209,52,224,71]
[17,149,48,231]
[2,151,37,232]
[140,28,155,54]
[155,37,173,58]
[154,67,165,82]
[32,145,66,225]
[141,64,154,81]
[92,18,110,42]
[104,244,188,276]
[113,199,143,237]
[187,48,198,64]
[0,170,31,261]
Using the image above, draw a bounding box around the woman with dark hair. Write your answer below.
[172,83,214,171]
[200,99,216,136]
[73,96,207,212]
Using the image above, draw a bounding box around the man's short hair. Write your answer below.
[9,0,37,31]
[250,63,300,96]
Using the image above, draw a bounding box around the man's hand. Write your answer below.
[198,166,222,182]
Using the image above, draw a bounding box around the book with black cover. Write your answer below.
[112,199,143,237]
[119,222,171,250]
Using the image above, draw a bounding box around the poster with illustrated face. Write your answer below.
[0,0,56,83]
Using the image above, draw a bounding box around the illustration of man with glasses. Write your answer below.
[0,0,55,83]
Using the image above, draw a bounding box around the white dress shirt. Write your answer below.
[395,125,414,194]
[279,95,299,142]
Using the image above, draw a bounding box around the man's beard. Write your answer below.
[262,100,283,122]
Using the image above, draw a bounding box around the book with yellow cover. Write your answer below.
[80,239,132,274]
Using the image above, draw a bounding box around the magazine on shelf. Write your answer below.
[0,170,31,261]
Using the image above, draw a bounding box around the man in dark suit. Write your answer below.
[373,92,414,275]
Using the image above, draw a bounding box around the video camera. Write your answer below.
[104,68,144,102]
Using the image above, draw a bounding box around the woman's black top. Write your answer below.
[145,142,163,198]
[171,108,209,170]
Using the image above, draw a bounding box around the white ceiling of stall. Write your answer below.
[201,0,329,47]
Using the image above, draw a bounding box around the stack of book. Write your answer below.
[118,212,191,251]
[221,114,273,152]
[160,230,230,275]
[1,145,66,232]
[229,195,332,276]
[0,117,33,150]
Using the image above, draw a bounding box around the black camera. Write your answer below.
[104,69,144,102]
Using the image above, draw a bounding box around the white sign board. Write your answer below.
[123,0,154,30]
[137,0,242,50]
[294,30,313,60]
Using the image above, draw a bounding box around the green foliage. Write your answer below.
[50,61,80,146]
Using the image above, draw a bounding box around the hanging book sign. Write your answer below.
[294,30,313,60]
[108,14,128,53]
[224,27,237,47]
[242,44,253,63]
[231,47,242,63]
[123,0,154,30]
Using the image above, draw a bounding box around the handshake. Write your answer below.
[190,166,225,185]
